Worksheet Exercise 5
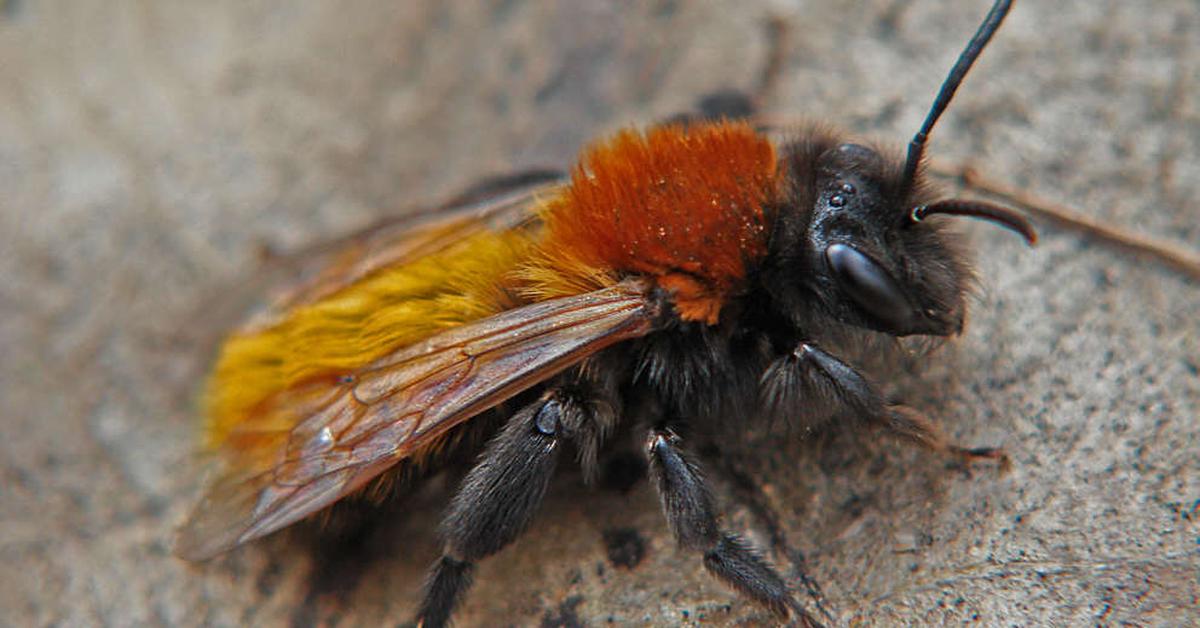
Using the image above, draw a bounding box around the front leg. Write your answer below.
[646,427,821,626]
[763,341,1007,466]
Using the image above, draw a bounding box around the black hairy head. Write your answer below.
[762,133,975,338]
[755,0,1031,341]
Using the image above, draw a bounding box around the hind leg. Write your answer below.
[416,388,600,627]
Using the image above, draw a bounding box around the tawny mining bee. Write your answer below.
[177,1,1035,625]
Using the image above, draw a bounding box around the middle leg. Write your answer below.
[645,427,821,626]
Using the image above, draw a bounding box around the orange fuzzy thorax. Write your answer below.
[531,122,779,324]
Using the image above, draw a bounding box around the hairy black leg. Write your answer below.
[701,444,834,624]
[645,428,820,626]
[784,342,1008,467]
[416,393,573,628]
[419,557,474,628]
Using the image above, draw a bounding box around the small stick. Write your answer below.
[930,160,1200,282]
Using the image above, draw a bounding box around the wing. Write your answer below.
[239,172,567,332]
[175,278,660,561]
[172,172,565,412]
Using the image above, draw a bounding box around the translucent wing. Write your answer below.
[173,173,565,412]
[239,172,567,332]
[175,278,659,561]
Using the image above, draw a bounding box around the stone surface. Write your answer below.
[1,1,1197,626]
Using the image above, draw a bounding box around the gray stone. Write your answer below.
[1,1,1196,626]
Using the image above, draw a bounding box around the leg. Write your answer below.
[773,342,1008,467]
[699,443,833,624]
[645,428,821,626]
[884,405,1010,470]
[416,390,589,627]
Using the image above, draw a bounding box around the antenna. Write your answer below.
[911,199,1037,244]
[899,0,1013,199]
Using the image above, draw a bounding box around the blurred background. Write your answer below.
[1,1,1197,625]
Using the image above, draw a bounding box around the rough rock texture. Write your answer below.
[1,1,1197,626]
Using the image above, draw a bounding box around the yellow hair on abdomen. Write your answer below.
[204,229,534,448]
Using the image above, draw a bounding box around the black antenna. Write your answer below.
[912,199,1037,244]
[899,0,1013,199]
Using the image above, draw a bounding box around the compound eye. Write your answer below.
[825,243,913,330]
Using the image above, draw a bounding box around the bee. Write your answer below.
[176,0,1036,625]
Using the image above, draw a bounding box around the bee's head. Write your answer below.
[786,141,1034,337]
[762,0,1032,338]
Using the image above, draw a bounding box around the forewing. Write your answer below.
[175,279,659,560]
[241,174,567,331]
[173,174,565,412]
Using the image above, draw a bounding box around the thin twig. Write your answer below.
[930,160,1200,282]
